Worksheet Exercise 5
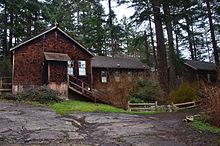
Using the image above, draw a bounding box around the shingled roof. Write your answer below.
[10,26,94,57]
[44,52,70,61]
[184,60,216,71]
[92,56,147,69]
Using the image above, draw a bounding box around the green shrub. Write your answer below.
[1,86,62,104]
[202,77,220,128]
[129,79,162,103]
[168,82,199,103]
[0,59,12,76]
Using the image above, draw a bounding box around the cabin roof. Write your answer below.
[92,56,148,69]
[44,52,70,62]
[10,26,94,57]
[184,60,216,71]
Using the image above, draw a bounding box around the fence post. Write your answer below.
[155,101,158,111]
[127,101,131,111]
[82,82,84,94]
[171,102,174,112]
[0,77,2,89]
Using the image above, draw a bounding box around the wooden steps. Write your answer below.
[68,76,106,103]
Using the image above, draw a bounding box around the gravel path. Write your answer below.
[0,101,219,146]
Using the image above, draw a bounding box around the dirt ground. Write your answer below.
[0,101,219,146]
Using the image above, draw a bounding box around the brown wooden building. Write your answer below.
[10,26,93,99]
[92,56,147,91]
[92,56,148,108]
[10,26,148,108]
[184,60,217,83]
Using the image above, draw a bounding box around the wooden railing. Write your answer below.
[172,101,200,110]
[128,100,201,112]
[68,76,107,102]
[0,77,12,95]
[128,101,158,111]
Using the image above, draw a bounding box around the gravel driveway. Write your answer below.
[0,101,219,146]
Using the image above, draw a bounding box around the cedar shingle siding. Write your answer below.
[11,27,93,98]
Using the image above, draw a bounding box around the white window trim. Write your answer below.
[78,60,86,76]
[67,60,74,76]
[101,70,108,83]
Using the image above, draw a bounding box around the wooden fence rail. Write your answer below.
[128,101,158,112]
[128,100,201,112]
[172,101,200,111]
[0,77,12,95]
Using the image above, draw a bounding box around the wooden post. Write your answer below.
[128,101,131,111]
[171,102,174,112]
[0,77,2,89]
[155,101,158,111]
[82,82,84,94]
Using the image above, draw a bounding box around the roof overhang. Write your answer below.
[44,52,70,62]
[10,26,94,57]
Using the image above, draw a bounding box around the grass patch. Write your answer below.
[49,100,157,115]
[191,119,220,134]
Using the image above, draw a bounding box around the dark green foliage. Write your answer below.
[0,59,11,76]
[1,86,62,104]
[168,82,199,103]
[129,79,162,103]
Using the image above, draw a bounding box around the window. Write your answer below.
[207,73,211,83]
[68,60,74,75]
[114,71,120,82]
[101,70,107,83]
[128,71,132,81]
[78,60,86,76]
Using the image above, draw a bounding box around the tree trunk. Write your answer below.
[34,2,39,35]
[191,25,197,60]
[2,0,8,59]
[144,31,150,65]
[108,0,115,56]
[184,6,194,60]
[175,33,180,56]
[206,0,219,67]
[149,16,157,70]
[152,0,169,98]
[163,2,176,90]
[27,11,32,38]
[9,12,14,50]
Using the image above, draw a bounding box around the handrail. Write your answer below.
[0,77,12,89]
[69,76,91,88]
[69,81,93,94]
[69,75,107,97]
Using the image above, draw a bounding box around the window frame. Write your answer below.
[67,60,74,76]
[78,60,86,76]
[114,70,120,82]
[101,70,108,83]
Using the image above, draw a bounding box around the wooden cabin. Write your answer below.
[92,56,147,91]
[184,60,217,83]
[10,26,93,99]
[10,26,148,108]
[92,56,148,108]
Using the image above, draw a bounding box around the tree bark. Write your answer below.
[163,2,176,89]
[183,6,194,60]
[108,0,115,56]
[152,0,169,98]
[149,16,157,70]
[27,11,32,38]
[3,0,8,59]
[206,0,219,67]
[144,31,150,65]
[175,33,180,56]
[9,12,14,50]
